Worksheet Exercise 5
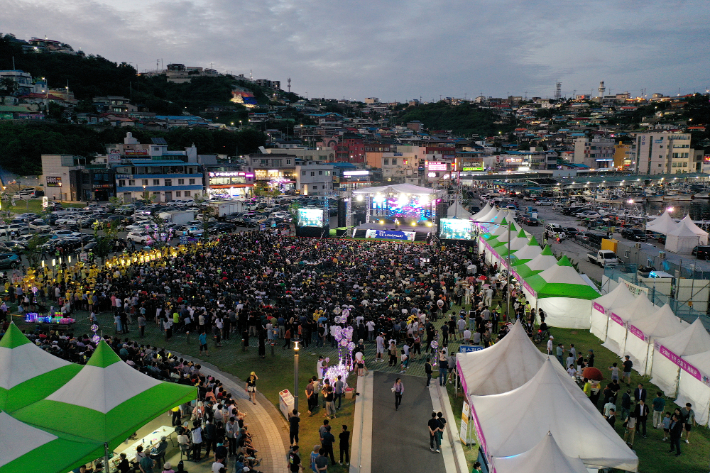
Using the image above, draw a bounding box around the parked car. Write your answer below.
[562,227,580,237]
[620,228,647,242]
[126,232,151,244]
[535,200,553,206]
[692,245,710,260]
[0,252,20,269]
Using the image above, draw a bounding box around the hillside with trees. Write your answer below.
[394,101,515,137]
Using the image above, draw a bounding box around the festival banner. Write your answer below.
[609,311,624,326]
[365,229,416,241]
[657,345,702,381]
[620,279,649,297]
[628,324,646,341]
[592,302,605,314]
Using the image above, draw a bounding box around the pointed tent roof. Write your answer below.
[456,321,569,396]
[646,210,678,234]
[628,304,688,340]
[525,256,600,299]
[478,205,499,223]
[14,340,196,451]
[655,318,710,357]
[609,293,657,324]
[493,432,590,473]
[516,246,558,279]
[593,284,637,313]
[511,236,542,264]
[0,324,81,413]
[497,230,530,257]
[447,198,473,219]
[0,411,102,473]
[471,360,638,471]
[471,203,492,221]
[668,216,704,237]
[679,215,709,237]
[491,223,518,247]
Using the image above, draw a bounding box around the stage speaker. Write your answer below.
[436,201,447,229]
[337,198,346,227]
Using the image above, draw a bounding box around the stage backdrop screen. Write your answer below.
[439,218,474,240]
[297,208,325,227]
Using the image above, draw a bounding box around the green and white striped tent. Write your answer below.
[510,236,542,266]
[514,245,558,280]
[0,411,102,473]
[15,340,196,453]
[522,256,600,329]
[0,323,82,413]
[496,229,530,259]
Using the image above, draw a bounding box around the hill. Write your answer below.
[394,101,515,137]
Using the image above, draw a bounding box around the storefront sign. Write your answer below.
[124,149,148,156]
[46,176,62,187]
[427,162,447,171]
[365,229,416,241]
[459,345,484,354]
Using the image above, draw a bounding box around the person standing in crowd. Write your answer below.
[425,357,433,387]
[288,409,300,447]
[652,392,666,429]
[438,350,449,386]
[306,377,317,415]
[682,403,695,444]
[668,414,683,456]
[319,425,336,465]
[338,425,350,466]
[288,444,303,472]
[246,372,259,405]
[393,378,404,411]
[623,411,637,448]
[428,412,440,453]
[334,375,345,410]
[634,399,649,439]
[622,356,633,385]
[309,446,320,473]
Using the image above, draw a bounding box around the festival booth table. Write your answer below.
[650,319,710,397]
[601,295,658,358]
[13,341,197,470]
[110,425,176,469]
[522,256,600,329]
[470,359,638,472]
[492,432,590,473]
[646,210,678,235]
[590,284,637,342]
[625,304,688,376]
[0,324,82,413]
[456,320,570,397]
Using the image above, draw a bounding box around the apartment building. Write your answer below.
[635,132,692,175]
[573,137,615,169]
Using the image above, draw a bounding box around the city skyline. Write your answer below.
[1,0,709,102]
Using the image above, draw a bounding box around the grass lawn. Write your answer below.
[12,310,356,473]
[446,315,710,473]
[1,199,85,215]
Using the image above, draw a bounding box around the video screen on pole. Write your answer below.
[439,218,474,240]
[297,208,325,227]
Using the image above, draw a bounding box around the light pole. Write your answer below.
[293,340,300,413]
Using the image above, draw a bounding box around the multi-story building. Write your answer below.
[245,153,297,192]
[109,132,203,202]
[573,137,615,169]
[295,161,334,196]
[0,70,34,95]
[613,143,635,170]
[634,132,692,175]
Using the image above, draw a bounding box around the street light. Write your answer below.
[293,339,300,414]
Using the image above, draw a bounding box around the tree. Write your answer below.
[93,220,119,264]
[23,235,49,270]
[0,77,18,96]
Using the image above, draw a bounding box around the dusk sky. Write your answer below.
[2,0,709,102]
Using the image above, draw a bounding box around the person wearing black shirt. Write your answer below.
[288,409,300,446]
[339,425,350,465]
[320,425,336,463]
[587,349,595,368]
[288,445,303,472]
[116,453,130,473]
[428,412,440,453]
[425,358,433,387]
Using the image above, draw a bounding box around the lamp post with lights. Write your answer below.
[293,339,300,413]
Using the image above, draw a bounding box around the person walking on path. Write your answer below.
[623,411,637,448]
[393,378,404,411]
[652,392,666,429]
[338,425,350,466]
[428,412,441,453]
[668,414,683,456]
[425,358,433,387]
[438,350,449,386]
[288,444,304,472]
[246,372,259,405]
[288,409,300,447]
[622,356,633,385]
[199,331,209,357]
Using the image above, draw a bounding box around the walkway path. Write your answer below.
[172,352,290,473]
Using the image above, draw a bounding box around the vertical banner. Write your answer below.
[460,400,475,445]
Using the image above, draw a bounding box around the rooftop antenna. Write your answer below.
[554,82,561,100]
[287,77,291,93]
[524,91,528,100]
[156,59,159,72]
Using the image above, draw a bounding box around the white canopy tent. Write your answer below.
[625,304,688,375]
[676,351,710,426]
[447,197,472,219]
[351,183,438,196]
[590,284,637,341]
[471,360,638,472]
[471,203,492,221]
[510,236,542,264]
[646,210,678,234]
[492,432,590,473]
[650,319,710,396]
[456,321,569,396]
[602,295,657,357]
[665,215,708,254]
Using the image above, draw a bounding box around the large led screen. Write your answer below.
[439,218,474,240]
[297,208,325,227]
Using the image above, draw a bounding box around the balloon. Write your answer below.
[430,341,439,350]
[340,339,348,347]
[92,335,101,343]
[347,342,355,351]
[90,324,99,333]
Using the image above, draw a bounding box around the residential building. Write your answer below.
[634,132,692,175]
[295,161,334,196]
[0,70,34,95]
[245,153,297,192]
[613,142,635,170]
[573,137,615,169]
[41,155,84,201]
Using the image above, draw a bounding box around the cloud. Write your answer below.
[1,0,708,101]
